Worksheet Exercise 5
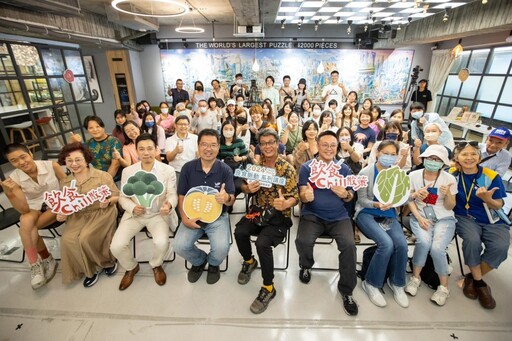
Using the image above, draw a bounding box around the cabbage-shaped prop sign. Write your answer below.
[374,166,410,207]
[122,171,164,208]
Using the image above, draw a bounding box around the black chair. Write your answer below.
[132,227,176,264]
[250,226,291,271]
[0,203,22,262]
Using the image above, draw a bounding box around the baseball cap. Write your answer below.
[226,99,236,106]
[489,127,511,140]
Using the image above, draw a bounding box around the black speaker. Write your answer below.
[136,33,158,45]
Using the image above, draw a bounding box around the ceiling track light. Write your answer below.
[281,19,285,30]
[336,17,341,25]
[347,20,352,34]
[408,17,412,25]
[314,20,319,32]
[423,4,429,14]
[443,9,449,23]
[397,24,402,31]
[298,16,304,30]
[482,0,488,4]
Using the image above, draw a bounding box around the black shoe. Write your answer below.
[299,267,311,284]
[250,287,277,314]
[206,265,220,284]
[188,260,207,283]
[104,262,118,277]
[83,272,100,288]
[238,258,258,285]
[342,294,359,316]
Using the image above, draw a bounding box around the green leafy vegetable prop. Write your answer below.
[374,166,410,207]
[121,171,164,208]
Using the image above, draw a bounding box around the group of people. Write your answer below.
[1,70,511,317]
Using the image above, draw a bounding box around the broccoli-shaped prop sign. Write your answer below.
[373,166,410,207]
[121,171,164,208]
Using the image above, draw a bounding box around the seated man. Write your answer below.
[234,129,299,314]
[479,127,511,177]
[110,133,178,290]
[1,143,66,289]
[295,131,358,316]
[173,129,235,285]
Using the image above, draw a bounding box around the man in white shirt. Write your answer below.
[479,127,511,177]
[165,115,198,185]
[322,70,348,109]
[110,133,178,290]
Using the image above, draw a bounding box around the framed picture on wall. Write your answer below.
[83,56,103,103]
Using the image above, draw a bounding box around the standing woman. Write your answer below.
[141,111,166,151]
[293,120,319,170]
[112,109,127,145]
[336,104,358,130]
[355,140,409,308]
[211,79,229,103]
[450,141,509,310]
[280,111,303,165]
[57,143,118,287]
[155,102,175,138]
[191,80,210,112]
[295,78,310,110]
[406,145,457,306]
[70,116,122,180]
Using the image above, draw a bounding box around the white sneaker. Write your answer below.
[42,255,58,284]
[431,285,450,306]
[405,276,421,296]
[387,278,409,308]
[362,280,387,307]
[30,260,45,290]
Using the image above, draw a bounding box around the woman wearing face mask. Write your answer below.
[218,120,249,197]
[191,80,210,112]
[406,145,457,306]
[310,103,322,125]
[113,121,161,168]
[112,109,126,145]
[336,127,363,175]
[412,122,452,168]
[368,121,411,171]
[131,102,146,127]
[280,111,303,165]
[389,109,408,141]
[410,102,455,151]
[174,102,192,121]
[155,102,175,138]
[141,111,166,151]
[355,140,409,309]
[262,101,277,131]
[234,107,251,151]
[319,110,338,134]
[336,104,358,130]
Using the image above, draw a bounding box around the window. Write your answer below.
[436,46,512,130]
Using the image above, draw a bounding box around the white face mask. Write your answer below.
[313,109,321,116]
[412,111,424,119]
[179,110,187,115]
[223,130,234,138]
[200,107,207,113]
[236,79,243,85]
[424,132,440,141]
[237,102,244,107]
[160,108,169,114]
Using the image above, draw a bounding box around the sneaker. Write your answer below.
[104,262,118,277]
[387,278,409,308]
[30,260,45,290]
[206,265,220,284]
[238,258,258,285]
[405,276,421,296]
[342,295,359,316]
[362,280,387,307]
[431,285,450,306]
[41,255,58,284]
[250,287,277,314]
[187,260,207,283]
[83,271,100,288]
[299,267,311,284]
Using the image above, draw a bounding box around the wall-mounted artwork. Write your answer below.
[160,46,414,105]
[83,56,103,103]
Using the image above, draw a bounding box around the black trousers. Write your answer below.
[295,214,357,295]
[234,217,290,286]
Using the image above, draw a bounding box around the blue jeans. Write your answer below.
[410,216,456,276]
[173,213,230,267]
[356,212,408,288]
[455,215,510,269]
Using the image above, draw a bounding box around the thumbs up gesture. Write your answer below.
[160,200,172,216]
[476,187,499,202]
[439,182,453,196]
[414,185,430,201]
[215,183,230,204]
[304,183,315,202]
[69,132,82,143]
[273,188,288,211]
[112,147,121,160]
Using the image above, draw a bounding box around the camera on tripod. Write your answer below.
[411,65,423,80]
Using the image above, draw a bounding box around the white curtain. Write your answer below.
[428,49,455,113]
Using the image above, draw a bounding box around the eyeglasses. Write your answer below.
[259,140,277,148]
[319,143,337,150]
[199,143,219,149]
[426,156,442,162]
[176,122,189,126]
[65,158,85,164]
[455,141,479,150]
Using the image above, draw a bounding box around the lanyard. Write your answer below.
[460,172,477,210]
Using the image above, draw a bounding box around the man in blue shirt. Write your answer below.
[167,79,190,109]
[173,129,235,285]
[295,130,358,316]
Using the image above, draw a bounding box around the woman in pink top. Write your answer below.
[112,121,160,167]
[155,102,174,138]
[369,105,385,137]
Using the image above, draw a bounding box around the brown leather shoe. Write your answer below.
[463,275,478,300]
[152,266,167,286]
[476,285,496,309]
[119,264,140,291]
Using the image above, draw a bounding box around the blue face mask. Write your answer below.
[379,154,398,168]
[145,121,155,128]
[424,159,444,172]
[385,133,399,141]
